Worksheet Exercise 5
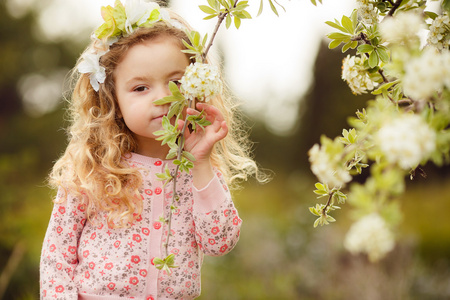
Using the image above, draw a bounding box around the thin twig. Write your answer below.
[164,99,194,258]
[0,241,26,299]
[321,193,334,216]
[202,0,240,61]
[202,13,227,61]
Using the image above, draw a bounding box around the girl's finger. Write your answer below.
[186,107,200,116]
[196,103,224,123]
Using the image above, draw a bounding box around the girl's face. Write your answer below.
[115,35,190,158]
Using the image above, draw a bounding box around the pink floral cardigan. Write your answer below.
[40,153,242,300]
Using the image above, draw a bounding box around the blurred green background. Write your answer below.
[1,1,449,299]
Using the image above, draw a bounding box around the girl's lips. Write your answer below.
[153,114,167,120]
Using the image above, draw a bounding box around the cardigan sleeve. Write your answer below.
[40,188,86,300]
[192,171,242,256]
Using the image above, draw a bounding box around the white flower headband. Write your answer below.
[77,0,184,91]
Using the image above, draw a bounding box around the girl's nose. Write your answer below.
[155,84,172,100]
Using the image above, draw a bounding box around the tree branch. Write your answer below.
[387,0,402,17]
[202,1,239,61]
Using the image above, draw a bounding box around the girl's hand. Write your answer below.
[181,102,228,164]
[179,102,228,188]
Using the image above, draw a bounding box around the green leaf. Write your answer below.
[202,33,208,47]
[377,1,387,13]
[309,206,318,216]
[268,0,279,16]
[341,15,354,33]
[182,151,196,162]
[166,147,178,160]
[226,14,232,28]
[327,32,350,40]
[203,13,218,20]
[153,96,177,106]
[424,11,438,20]
[314,182,325,191]
[207,0,220,10]
[192,31,201,47]
[328,39,342,49]
[443,0,450,14]
[313,190,328,196]
[372,80,398,95]
[113,0,126,32]
[377,47,390,63]
[325,20,346,32]
[357,44,374,53]
[95,6,115,38]
[313,217,321,228]
[342,41,353,53]
[234,16,242,29]
[167,100,185,119]
[368,50,379,68]
[153,254,178,274]
[326,215,336,223]
[199,5,217,14]
[155,165,173,188]
[257,0,264,16]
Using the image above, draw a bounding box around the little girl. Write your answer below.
[40,1,262,299]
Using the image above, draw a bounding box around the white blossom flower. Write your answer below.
[344,213,395,262]
[403,47,446,100]
[356,0,379,25]
[341,55,378,95]
[125,0,160,34]
[441,51,450,89]
[179,62,222,102]
[308,144,352,189]
[376,114,436,170]
[427,12,450,50]
[379,11,424,43]
[77,52,106,92]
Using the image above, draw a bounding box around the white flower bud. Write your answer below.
[308,144,351,189]
[344,213,395,262]
[376,114,436,170]
[341,55,377,95]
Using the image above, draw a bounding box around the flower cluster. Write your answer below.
[344,213,395,262]
[403,48,450,100]
[376,114,436,170]
[379,11,424,44]
[77,0,182,91]
[308,143,351,190]
[179,62,222,102]
[356,0,378,25]
[341,55,377,95]
[427,12,450,50]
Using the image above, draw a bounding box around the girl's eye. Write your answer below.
[171,80,181,87]
[133,86,148,92]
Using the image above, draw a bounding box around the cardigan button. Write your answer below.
[147,296,154,300]
[154,187,162,195]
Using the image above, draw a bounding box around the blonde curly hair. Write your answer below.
[49,12,265,227]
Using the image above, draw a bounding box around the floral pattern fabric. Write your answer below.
[40,153,242,300]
